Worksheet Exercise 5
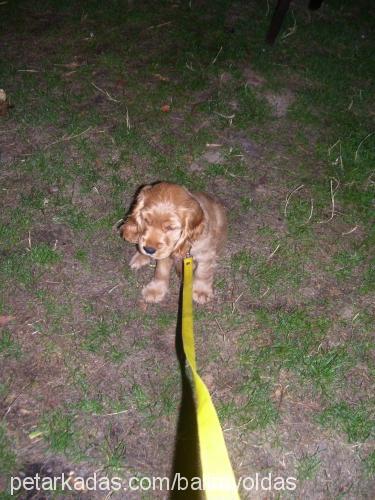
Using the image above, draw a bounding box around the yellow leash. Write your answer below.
[182,257,240,499]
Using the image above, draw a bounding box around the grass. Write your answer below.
[72,398,104,414]
[158,375,179,417]
[297,453,321,482]
[102,437,127,472]
[0,0,374,497]
[239,375,279,430]
[0,425,16,475]
[0,329,21,358]
[0,426,17,499]
[239,310,340,394]
[317,402,375,443]
[131,383,151,414]
[83,319,119,353]
[332,249,364,281]
[41,410,77,454]
[363,450,375,478]
[0,242,61,292]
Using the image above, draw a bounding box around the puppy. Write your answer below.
[120,182,227,304]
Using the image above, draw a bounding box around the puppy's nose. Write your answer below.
[143,246,156,255]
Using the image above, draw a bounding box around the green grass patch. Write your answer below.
[0,329,21,358]
[84,319,119,353]
[332,249,364,281]
[217,400,238,423]
[231,242,309,296]
[0,242,61,292]
[74,249,88,262]
[106,346,127,364]
[71,398,104,415]
[239,374,279,430]
[317,401,375,443]
[29,243,61,265]
[0,424,17,475]
[156,311,176,329]
[131,383,151,413]
[363,450,375,478]
[240,309,347,398]
[58,205,93,231]
[41,410,78,454]
[101,435,127,472]
[157,375,179,417]
[297,453,321,481]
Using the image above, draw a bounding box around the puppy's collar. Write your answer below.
[175,249,191,261]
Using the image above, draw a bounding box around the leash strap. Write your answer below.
[182,257,240,499]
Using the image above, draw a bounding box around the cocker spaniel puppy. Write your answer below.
[120,182,227,304]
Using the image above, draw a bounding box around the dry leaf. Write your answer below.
[62,61,81,69]
[115,79,127,88]
[0,89,9,116]
[153,73,170,82]
[63,70,77,79]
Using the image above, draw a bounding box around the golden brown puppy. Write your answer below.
[120,182,227,304]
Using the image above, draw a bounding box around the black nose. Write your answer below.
[143,246,156,255]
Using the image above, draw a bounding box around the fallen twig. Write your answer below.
[215,318,227,341]
[355,131,375,162]
[214,111,235,126]
[211,46,223,65]
[342,226,358,236]
[281,9,297,40]
[44,127,93,149]
[91,82,120,103]
[267,243,280,261]
[92,409,128,417]
[2,384,31,420]
[317,178,340,224]
[231,291,244,314]
[305,198,314,224]
[284,184,304,217]
[146,21,172,30]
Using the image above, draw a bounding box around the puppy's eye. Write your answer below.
[165,225,178,232]
[143,217,151,225]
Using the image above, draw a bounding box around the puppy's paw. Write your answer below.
[193,281,213,304]
[142,280,168,303]
[130,252,150,270]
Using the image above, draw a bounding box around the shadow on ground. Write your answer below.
[170,286,201,499]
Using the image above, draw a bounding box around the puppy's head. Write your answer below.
[120,182,204,259]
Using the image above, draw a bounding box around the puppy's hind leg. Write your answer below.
[142,257,173,303]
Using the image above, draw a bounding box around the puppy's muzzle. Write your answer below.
[143,246,156,255]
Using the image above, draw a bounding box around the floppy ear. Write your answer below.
[119,215,139,243]
[172,199,204,258]
[119,184,152,243]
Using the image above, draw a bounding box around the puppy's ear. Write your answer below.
[186,202,205,242]
[172,199,204,258]
[135,183,152,202]
[119,215,139,243]
[120,184,152,243]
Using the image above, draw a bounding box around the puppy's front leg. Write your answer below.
[142,257,173,303]
[130,251,151,270]
[193,257,216,304]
